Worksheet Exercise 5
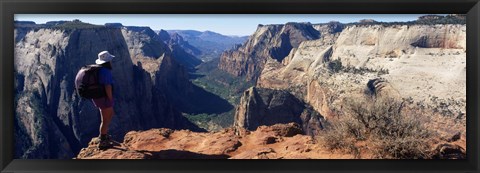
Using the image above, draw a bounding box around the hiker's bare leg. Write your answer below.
[99,107,114,135]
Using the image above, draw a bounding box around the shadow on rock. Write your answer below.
[140,149,230,159]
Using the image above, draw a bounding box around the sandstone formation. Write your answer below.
[14,21,203,159]
[77,122,466,159]
[120,25,200,73]
[233,87,325,136]
[257,23,465,117]
[77,123,349,159]
[255,22,466,145]
[219,22,321,81]
[225,17,466,157]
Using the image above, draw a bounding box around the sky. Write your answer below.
[15,14,436,36]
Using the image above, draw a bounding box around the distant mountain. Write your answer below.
[156,30,202,71]
[164,30,248,61]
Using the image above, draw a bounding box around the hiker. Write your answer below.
[91,51,116,149]
[75,51,117,149]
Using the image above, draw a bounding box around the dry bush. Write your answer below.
[320,113,364,158]
[320,95,432,159]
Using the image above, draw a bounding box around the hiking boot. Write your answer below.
[98,134,114,150]
[98,138,113,150]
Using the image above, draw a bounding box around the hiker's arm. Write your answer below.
[105,84,113,101]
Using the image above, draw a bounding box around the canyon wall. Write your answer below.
[219,23,320,81]
[14,23,202,159]
[233,87,324,136]
[222,18,465,140]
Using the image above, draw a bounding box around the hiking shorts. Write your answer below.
[92,97,114,109]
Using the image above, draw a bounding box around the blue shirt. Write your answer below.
[98,67,114,85]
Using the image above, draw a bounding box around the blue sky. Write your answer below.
[15,14,436,36]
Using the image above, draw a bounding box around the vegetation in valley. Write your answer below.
[191,58,254,104]
[184,58,254,131]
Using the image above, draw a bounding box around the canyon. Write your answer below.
[14,14,467,159]
[14,21,211,158]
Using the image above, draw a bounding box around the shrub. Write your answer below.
[321,113,364,158]
[378,68,389,75]
[320,95,432,159]
[327,58,343,73]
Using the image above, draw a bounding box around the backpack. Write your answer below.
[75,64,107,99]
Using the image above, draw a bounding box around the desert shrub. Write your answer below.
[377,68,389,75]
[321,95,432,159]
[321,113,365,158]
[327,58,343,73]
[341,65,389,75]
[373,135,430,159]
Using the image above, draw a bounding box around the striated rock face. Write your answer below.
[333,24,465,56]
[77,123,349,159]
[120,26,171,74]
[257,23,466,140]
[14,22,202,159]
[254,22,466,161]
[219,22,320,81]
[233,87,324,136]
[121,26,201,72]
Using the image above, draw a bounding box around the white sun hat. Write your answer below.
[96,51,115,65]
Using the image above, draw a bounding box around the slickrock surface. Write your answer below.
[77,123,465,159]
[78,123,352,159]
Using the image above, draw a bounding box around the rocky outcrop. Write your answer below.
[14,22,203,159]
[219,22,320,81]
[431,143,466,159]
[76,122,465,159]
[233,87,324,136]
[77,123,347,159]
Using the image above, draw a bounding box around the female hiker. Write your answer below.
[92,51,116,150]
